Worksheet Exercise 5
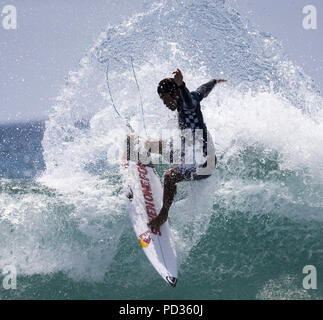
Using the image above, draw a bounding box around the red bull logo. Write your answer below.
[139,230,152,248]
[137,163,162,236]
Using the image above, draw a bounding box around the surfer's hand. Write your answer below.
[172,69,184,86]
[216,79,227,84]
[147,215,167,229]
[144,139,162,153]
[148,208,168,228]
[128,134,139,142]
[144,140,154,150]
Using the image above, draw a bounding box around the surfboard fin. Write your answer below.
[166,276,177,288]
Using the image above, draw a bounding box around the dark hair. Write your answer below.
[157,78,178,97]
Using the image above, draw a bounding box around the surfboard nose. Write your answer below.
[166,276,177,288]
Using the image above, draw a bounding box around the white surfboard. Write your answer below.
[121,156,178,287]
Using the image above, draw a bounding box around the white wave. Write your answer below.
[1,0,319,281]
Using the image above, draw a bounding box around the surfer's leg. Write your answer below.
[162,167,182,208]
[147,167,183,228]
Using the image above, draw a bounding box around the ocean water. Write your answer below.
[1,0,323,300]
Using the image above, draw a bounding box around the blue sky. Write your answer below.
[0,0,322,123]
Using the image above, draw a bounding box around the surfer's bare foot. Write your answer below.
[148,207,168,228]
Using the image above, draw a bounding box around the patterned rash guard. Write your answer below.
[177,79,217,166]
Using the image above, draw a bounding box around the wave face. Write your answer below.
[1,0,323,299]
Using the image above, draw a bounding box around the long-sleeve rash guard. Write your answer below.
[177,79,217,164]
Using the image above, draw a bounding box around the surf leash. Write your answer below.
[130,56,148,138]
[105,59,134,133]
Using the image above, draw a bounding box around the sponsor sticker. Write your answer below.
[137,163,162,236]
[139,230,152,248]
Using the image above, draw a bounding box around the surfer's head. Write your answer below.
[157,78,181,111]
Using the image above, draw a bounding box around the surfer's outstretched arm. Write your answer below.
[194,78,227,101]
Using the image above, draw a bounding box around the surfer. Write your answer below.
[147,69,227,229]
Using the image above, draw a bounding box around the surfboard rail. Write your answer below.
[122,158,178,287]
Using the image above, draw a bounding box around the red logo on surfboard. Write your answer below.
[137,163,162,236]
[139,230,152,248]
